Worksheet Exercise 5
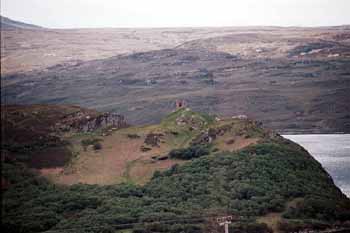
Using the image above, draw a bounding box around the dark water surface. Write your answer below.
[283,134,350,197]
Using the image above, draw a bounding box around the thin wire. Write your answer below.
[39,215,246,233]
[41,217,204,233]
[2,211,247,220]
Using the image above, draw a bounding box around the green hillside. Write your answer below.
[2,106,350,233]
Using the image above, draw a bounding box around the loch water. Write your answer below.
[283,134,350,198]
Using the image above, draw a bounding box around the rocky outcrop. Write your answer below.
[70,113,127,132]
[191,125,231,145]
[2,105,129,153]
[55,112,128,133]
[144,133,164,147]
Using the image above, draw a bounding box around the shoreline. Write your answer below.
[284,134,350,198]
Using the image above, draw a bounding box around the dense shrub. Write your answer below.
[2,142,350,233]
[81,138,102,150]
[230,222,272,233]
[168,145,210,160]
[283,197,350,221]
[93,142,102,150]
[127,134,141,139]
[133,223,202,233]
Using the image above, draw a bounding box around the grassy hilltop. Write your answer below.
[2,105,350,233]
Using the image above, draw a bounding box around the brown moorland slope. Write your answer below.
[1,104,127,169]
[1,24,350,133]
[2,105,273,186]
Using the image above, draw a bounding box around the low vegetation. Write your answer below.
[2,107,350,232]
[81,138,103,150]
[168,144,211,160]
[3,141,350,233]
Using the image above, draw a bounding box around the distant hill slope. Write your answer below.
[1,26,350,133]
[0,15,42,30]
[3,48,349,133]
[2,105,350,233]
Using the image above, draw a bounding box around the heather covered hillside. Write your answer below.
[2,105,350,233]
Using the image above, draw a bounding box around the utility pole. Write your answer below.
[217,216,233,233]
